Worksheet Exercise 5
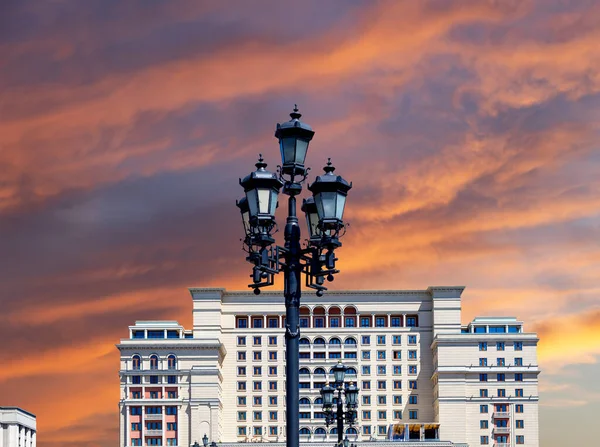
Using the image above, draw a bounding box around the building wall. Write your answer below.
[117,287,540,447]
[0,408,37,447]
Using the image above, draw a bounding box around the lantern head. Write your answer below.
[275,105,315,178]
[332,360,347,385]
[320,382,334,408]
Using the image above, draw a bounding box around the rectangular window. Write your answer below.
[150,391,158,399]
[408,335,417,345]
[167,422,177,430]
[516,420,524,429]
[393,350,401,360]
[253,336,262,346]
[479,342,487,351]
[515,373,523,382]
[149,376,159,384]
[406,316,417,327]
[165,406,177,415]
[253,352,262,361]
[362,381,371,390]
[480,405,488,413]
[314,317,325,328]
[515,357,523,366]
[131,423,141,431]
[238,381,246,391]
[268,318,278,328]
[378,410,387,420]
[360,317,371,327]
[253,381,262,391]
[497,373,505,382]
[299,317,309,328]
[330,317,340,327]
[132,376,141,384]
[514,341,523,351]
[238,427,247,436]
[515,404,523,413]
[394,410,402,419]
[268,336,277,346]
[393,365,402,375]
[376,317,386,327]
[132,391,141,398]
[167,391,177,398]
[238,396,247,406]
[408,350,417,360]
[362,351,371,360]
[269,411,277,421]
[252,318,263,328]
[269,351,277,360]
[269,381,277,390]
[393,395,402,405]
[329,352,341,359]
[238,367,247,376]
[378,395,387,405]
[299,412,310,419]
[409,410,418,419]
[480,374,488,382]
[269,427,277,436]
[145,406,162,414]
[362,335,371,345]
[362,366,371,375]
[516,435,525,444]
[393,380,402,389]
[362,395,371,405]
[238,336,246,346]
[253,396,262,406]
[253,411,262,421]
[377,335,386,345]
[362,410,371,420]
[497,342,505,351]
[515,388,524,397]
[479,358,487,366]
[480,420,488,429]
[253,427,262,436]
[409,380,417,390]
[497,389,506,397]
[377,380,386,390]
[392,335,402,345]
[269,366,277,376]
[167,375,177,384]
[378,426,387,435]
[409,395,418,404]
[147,330,164,339]
[409,365,417,375]
[480,389,488,398]
[345,317,356,327]
[238,351,246,361]
[377,365,386,375]
[363,426,371,435]
[344,352,357,359]
[497,358,505,366]
[377,351,386,360]
[236,317,248,328]
[269,396,277,406]
[480,435,489,445]
[131,440,142,446]
[391,317,401,327]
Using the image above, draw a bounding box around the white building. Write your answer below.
[117,287,539,447]
[0,407,36,447]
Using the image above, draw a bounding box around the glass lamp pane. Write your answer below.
[295,139,308,164]
[242,211,250,233]
[281,137,296,165]
[308,212,319,237]
[321,191,337,219]
[246,189,258,217]
[269,190,278,216]
[257,189,271,214]
[336,193,346,220]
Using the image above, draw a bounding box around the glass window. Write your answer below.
[406,317,417,327]
[409,395,418,404]
[408,350,417,359]
[268,318,278,328]
[393,380,402,389]
[498,389,506,397]
[480,420,488,429]
[515,373,523,382]
[268,336,277,345]
[479,342,487,351]
[480,405,488,413]
[361,335,371,345]
[515,357,523,366]
[360,317,371,327]
[393,365,402,375]
[378,395,386,405]
[481,435,489,445]
[299,318,309,328]
[345,317,356,327]
[391,317,401,327]
[392,335,401,345]
[377,335,386,345]
[362,395,371,405]
[377,351,386,360]
[314,317,325,328]
[497,373,505,382]
[362,351,371,360]
[238,351,246,361]
[496,342,505,351]
[330,317,340,328]
[479,358,487,366]
[362,410,371,420]
[238,396,246,406]
[378,410,387,420]
[408,335,417,345]
[409,410,418,419]
[376,317,386,327]
[377,380,386,390]
[515,388,524,397]
[515,404,523,413]
[238,336,246,346]
[516,420,524,429]
[362,366,371,375]
[516,436,525,444]
[253,336,262,346]
[480,374,488,382]
[237,317,248,329]
[514,341,523,351]
[409,380,417,389]
[409,365,417,375]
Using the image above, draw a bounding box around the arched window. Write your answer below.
[299,337,310,345]
[346,428,357,434]
[330,428,338,434]
[299,368,310,375]
[346,367,357,375]
[314,337,326,345]
[167,355,177,370]
[344,337,357,345]
[150,355,159,370]
[299,398,311,405]
[314,367,326,375]
[315,428,326,435]
[299,428,311,435]
[315,397,323,405]
[329,337,341,345]
[132,355,141,370]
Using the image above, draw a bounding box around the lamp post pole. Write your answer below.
[320,362,358,447]
[237,107,353,447]
[336,388,344,445]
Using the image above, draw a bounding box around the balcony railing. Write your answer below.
[493,412,510,418]
[494,443,510,447]
[145,429,162,436]
[144,414,162,420]
[493,427,510,434]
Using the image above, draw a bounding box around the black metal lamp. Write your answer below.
[320,382,334,407]
[343,435,350,447]
[345,382,358,407]
[308,159,352,235]
[236,197,253,240]
[202,434,208,447]
[301,197,321,242]
[239,155,283,239]
[332,360,347,386]
[275,105,315,178]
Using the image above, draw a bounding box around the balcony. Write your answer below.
[145,429,162,436]
[493,412,510,418]
[494,444,510,447]
[493,427,510,434]
[145,414,162,420]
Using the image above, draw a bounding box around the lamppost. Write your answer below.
[236,107,352,447]
[200,433,217,447]
[320,361,359,446]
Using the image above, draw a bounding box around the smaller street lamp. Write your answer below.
[343,435,350,447]
[275,105,315,179]
[202,434,208,447]
[320,361,358,445]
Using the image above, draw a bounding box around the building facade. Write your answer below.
[117,287,539,447]
[0,407,36,447]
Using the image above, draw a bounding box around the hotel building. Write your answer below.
[117,287,539,447]
[0,407,36,447]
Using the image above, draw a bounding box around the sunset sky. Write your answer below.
[1,0,600,446]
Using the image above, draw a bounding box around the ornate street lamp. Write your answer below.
[237,107,352,447]
[320,362,358,446]
[202,434,208,447]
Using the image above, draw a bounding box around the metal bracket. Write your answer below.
[285,324,300,339]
